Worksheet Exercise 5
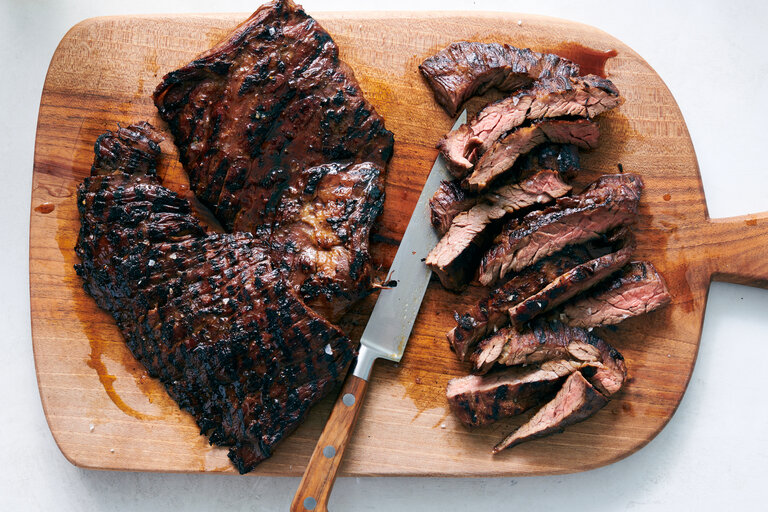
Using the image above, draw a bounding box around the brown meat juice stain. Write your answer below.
[55,200,162,421]
[663,193,672,201]
[547,43,618,78]
[398,372,449,427]
[34,202,55,214]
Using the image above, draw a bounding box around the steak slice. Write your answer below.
[477,174,643,287]
[430,179,479,235]
[447,236,619,361]
[419,42,579,116]
[560,261,671,328]
[506,229,635,327]
[473,320,627,393]
[75,123,357,474]
[492,371,608,454]
[464,119,598,192]
[153,0,393,319]
[446,362,574,427]
[438,75,621,176]
[429,143,580,235]
[426,170,571,291]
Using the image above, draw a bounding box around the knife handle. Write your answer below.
[290,373,369,512]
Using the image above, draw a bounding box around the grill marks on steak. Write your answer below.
[75,123,357,474]
[429,143,580,235]
[153,0,393,319]
[446,363,571,427]
[477,174,643,287]
[447,321,626,453]
[426,170,571,291]
[492,371,608,453]
[419,42,579,116]
[266,162,385,320]
[561,261,671,328]
[447,237,618,361]
[506,228,635,328]
[472,314,629,382]
[91,121,164,176]
[438,75,621,175]
[465,119,598,192]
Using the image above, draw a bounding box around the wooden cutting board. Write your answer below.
[30,10,768,477]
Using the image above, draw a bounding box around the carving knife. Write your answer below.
[291,111,467,512]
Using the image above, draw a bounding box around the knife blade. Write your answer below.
[291,111,467,512]
[353,108,467,379]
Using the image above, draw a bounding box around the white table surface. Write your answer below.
[3,0,767,510]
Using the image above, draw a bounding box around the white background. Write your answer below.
[2,1,767,510]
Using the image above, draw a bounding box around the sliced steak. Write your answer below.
[438,75,621,176]
[75,123,357,474]
[430,179,479,235]
[153,0,393,319]
[560,261,671,328]
[465,119,598,192]
[426,170,571,291]
[507,229,635,327]
[477,174,643,287]
[492,371,608,454]
[447,236,619,361]
[473,320,627,394]
[429,143,580,235]
[419,42,579,116]
[446,362,574,427]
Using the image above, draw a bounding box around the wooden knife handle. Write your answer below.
[290,374,368,512]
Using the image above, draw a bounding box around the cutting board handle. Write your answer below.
[705,212,768,288]
[290,374,368,512]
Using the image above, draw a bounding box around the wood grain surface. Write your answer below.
[29,10,768,477]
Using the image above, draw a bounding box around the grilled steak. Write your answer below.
[477,174,643,287]
[75,123,357,474]
[492,371,608,453]
[447,236,619,361]
[429,143,580,235]
[91,121,164,176]
[266,161,385,320]
[465,119,598,192]
[426,170,571,291]
[506,229,635,327]
[473,318,628,384]
[419,42,579,116]
[446,363,572,427]
[153,0,393,320]
[430,179,479,235]
[438,75,621,175]
[560,261,671,328]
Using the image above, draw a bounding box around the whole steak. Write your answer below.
[154,0,394,319]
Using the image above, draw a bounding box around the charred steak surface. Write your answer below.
[477,174,643,287]
[438,75,621,175]
[153,0,393,319]
[560,261,672,328]
[429,143,581,235]
[75,123,356,474]
[419,42,580,116]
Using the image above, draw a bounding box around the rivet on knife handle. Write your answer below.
[290,374,368,512]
